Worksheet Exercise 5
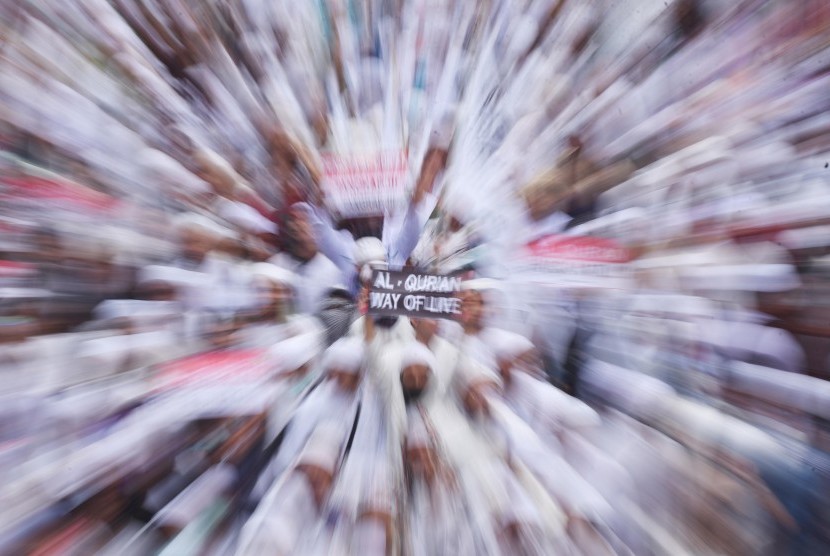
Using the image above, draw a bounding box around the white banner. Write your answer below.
[321,151,408,217]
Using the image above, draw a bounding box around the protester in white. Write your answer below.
[403,407,478,555]
[410,317,459,401]
[492,329,600,444]
[236,422,347,556]
[268,206,341,314]
[238,263,321,347]
[253,337,364,501]
[441,279,514,373]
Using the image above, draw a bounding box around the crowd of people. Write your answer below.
[2,0,830,554]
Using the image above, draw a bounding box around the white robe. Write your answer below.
[503,372,600,441]
[269,251,341,314]
[237,473,321,556]
[253,382,358,500]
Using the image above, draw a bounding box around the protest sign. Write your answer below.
[368,269,463,319]
[321,151,408,217]
[513,235,634,288]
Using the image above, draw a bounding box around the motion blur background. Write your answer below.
[1,0,830,554]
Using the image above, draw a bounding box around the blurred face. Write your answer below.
[405,444,438,484]
[462,380,495,418]
[181,228,212,261]
[207,320,238,349]
[460,290,484,329]
[400,364,431,404]
[332,368,361,392]
[299,464,334,510]
[141,280,177,302]
[34,231,62,261]
[258,280,291,315]
[218,237,245,259]
[411,318,438,343]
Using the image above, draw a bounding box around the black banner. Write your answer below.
[368,269,463,320]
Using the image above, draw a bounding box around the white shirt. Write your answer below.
[269,251,341,314]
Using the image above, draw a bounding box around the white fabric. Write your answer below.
[400,341,437,372]
[249,262,296,288]
[158,464,236,529]
[269,251,341,314]
[353,237,387,268]
[322,336,365,374]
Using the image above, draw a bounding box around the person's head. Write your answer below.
[411,317,439,345]
[276,332,322,379]
[493,331,536,384]
[216,235,245,260]
[456,364,502,420]
[323,337,365,393]
[353,510,392,555]
[404,412,439,485]
[461,378,497,418]
[138,279,177,302]
[283,205,317,261]
[32,227,62,261]
[250,263,295,319]
[353,237,387,287]
[459,289,485,331]
[176,219,215,263]
[136,266,188,302]
[399,342,436,405]
[205,315,240,350]
[295,424,343,510]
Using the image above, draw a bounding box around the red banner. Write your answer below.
[152,349,272,391]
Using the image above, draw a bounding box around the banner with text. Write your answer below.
[368,269,463,320]
[321,151,408,218]
[152,349,272,392]
[513,235,634,289]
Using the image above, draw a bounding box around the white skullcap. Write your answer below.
[272,332,322,373]
[0,287,52,299]
[93,299,178,323]
[173,212,240,241]
[137,265,207,288]
[250,262,296,288]
[443,190,477,224]
[399,342,437,373]
[490,330,534,361]
[218,200,277,234]
[140,148,209,194]
[194,147,238,180]
[322,337,365,375]
[297,422,345,472]
[173,212,218,234]
[353,237,387,267]
[460,278,500,293]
